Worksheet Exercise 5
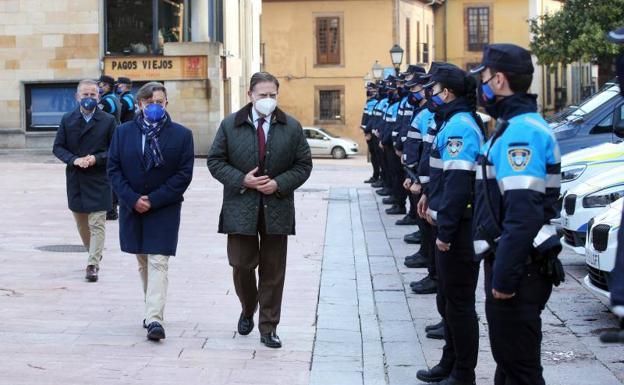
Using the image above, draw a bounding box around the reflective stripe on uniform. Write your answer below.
[429,157,443,169]
[473,240,490,255]
[419,176,430,183]
[443,160,476,171]
[392,131,398,137]
[424,134,435,143]
[476,165,496,180]
[546,173,561,188]
[498,175,546,193]
[407,131,422,139]
[532,224,557,248]
[426,208,438,221]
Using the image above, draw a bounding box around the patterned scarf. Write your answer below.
[137,113,167,170]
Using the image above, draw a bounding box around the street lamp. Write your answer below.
[371,60,383,80]
[389,44,404,75]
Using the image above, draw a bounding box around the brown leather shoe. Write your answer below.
[85,265,99,282]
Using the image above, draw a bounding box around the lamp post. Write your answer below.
[389,44,404,76]
[371,60,383,80]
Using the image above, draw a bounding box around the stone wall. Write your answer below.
[0,0,100,148]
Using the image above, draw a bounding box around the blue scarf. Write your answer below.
[137,113,167,170]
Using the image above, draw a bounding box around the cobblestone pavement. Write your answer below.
[0,152,622,384]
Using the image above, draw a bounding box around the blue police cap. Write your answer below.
[607,27,624,44]
[423,63,466,93]
[470,44,534,75]
[404,65,428,87]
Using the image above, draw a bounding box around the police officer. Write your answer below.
[369,80,390,191]
[116,77,136,123]
[416,64,484,385]
[362,82,381,184]
[373,77,395,197]
[98,75,122,125]
[606,27,624,328]
[471,44,563,385]
[378,78,402,209]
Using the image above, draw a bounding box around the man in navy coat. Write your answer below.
[107,82,194,341]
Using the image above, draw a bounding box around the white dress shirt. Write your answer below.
[251,107,272,139]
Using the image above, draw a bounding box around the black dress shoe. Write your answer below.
[385,205,406,215]
[371,180,385,188]
[435,376,475,385]
[364,177,378,184]
[382,197,398,205]
[375,188,391,196]
[403,231,421,244]
[146,322,166,341]
[237,313,254,335]
[396,214,418,226]
[416,365,451,383]
[404,252,427,268]
[260,331,282,348]
[85,265,98,282]
[426,324,444,340]
[411,276,437,294]
[425,320,444,332]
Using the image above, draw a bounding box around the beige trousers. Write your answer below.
[72,211,106,267]
[136,254,170,325]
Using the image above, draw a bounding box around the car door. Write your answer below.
[308,129,330,155]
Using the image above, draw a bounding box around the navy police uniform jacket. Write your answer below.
[427,99,483,244]
[381,100,400,146]
[119,91,136,123]
[394,97,413,151]
[368,98,389,136]
[473,94,561,294]
[417,107,439,192]
[404,107,434,169]
[99,92,122,124]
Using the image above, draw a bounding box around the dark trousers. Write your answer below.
[379,144,391,188]
[435,219,480,382]
[408,194,418,217]
[485,260,552,385]
[418,217,436,279]
[227,211,288,335]
[367,136,382,180]
[383,146,406,205]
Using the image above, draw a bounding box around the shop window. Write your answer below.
[25,83,78,132]
[105,0,190,56]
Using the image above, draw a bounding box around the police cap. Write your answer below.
[470,44,534,75]
[117,76,132,85]
[607,27,624,44]
[423,63,465,93]
[98,75,116,88]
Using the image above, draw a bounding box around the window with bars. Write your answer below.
[316,17,341,65]
[467,7,489,52]
[318,90,342,121]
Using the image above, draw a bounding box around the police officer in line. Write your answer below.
[361,82,382,184]
[395,66,427,230]
[116,77,136,123]
[606,27,624,333]
[471,44,563,385]
[409,63,444,303]
[369,80,391,192]
[374,76,396,197]
[415,64,484,385]
[379,78,403,212]
[98,75,122,125]
[97,75,122,221]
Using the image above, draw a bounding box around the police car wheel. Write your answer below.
[331,146,347,159]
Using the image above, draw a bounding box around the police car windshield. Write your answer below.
[566,85,619,121]
[319,128,340,138]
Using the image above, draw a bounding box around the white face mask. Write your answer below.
[254,97,277,116]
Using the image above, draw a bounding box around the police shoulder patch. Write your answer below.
[446,136,463,157]
[507,147,532,171]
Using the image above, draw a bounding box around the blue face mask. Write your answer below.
[144,103,166,123]
[479,77,496,106]
[407,91,423,106]
[80,97,98,111]
[431,92,445,107]
[98,87,105,95]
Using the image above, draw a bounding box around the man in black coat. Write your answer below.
[53,79,117,282]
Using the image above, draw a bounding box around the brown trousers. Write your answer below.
[227,211,288,335]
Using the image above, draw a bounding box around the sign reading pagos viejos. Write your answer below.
[104,56,207,81]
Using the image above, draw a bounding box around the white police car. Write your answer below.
[584,197,622,300]
[560,141,624,198]
[561,164,624,254]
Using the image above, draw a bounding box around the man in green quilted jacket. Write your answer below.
[207,72,313,349]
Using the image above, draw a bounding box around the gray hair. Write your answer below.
[76,79,98,93]
[249,72,280,92]
[136,81,168,102]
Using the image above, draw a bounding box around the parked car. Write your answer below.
[552,81,624,155]
[583,197,623,300]
[303,127,359,159]
[560,141,624,198]
[561,164,624,254]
